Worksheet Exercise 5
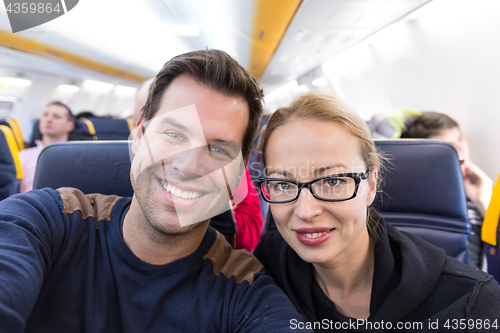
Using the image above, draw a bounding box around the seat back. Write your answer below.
[372,139,469,261]
[33,141,236,246]
[248,114,270,225]
[0,118,24,150]
[482,172,500,283]
[263,139,470,262]
[29,119,94,147]
[0,125,22,200]
[87,117,131,140]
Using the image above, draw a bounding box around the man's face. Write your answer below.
[130,75,249,234]
[134,79,153,123]
[39,104,73,137]
[430,126,470,164]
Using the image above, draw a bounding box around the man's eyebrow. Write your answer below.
[158,117,190,134]
[210,138,240,147]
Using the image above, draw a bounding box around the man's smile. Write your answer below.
[160,179,204,200]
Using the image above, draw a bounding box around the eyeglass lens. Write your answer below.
[261,176,357,202]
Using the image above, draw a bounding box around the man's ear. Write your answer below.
[67,121,75,132]
[131,119,145,154]
[366,169,378,206]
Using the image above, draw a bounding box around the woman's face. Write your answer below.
[265,119,377,265]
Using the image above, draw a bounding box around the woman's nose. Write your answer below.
[293,188,323,222]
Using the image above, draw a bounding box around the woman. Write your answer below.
[254,93,500,331]
[401,112,493,270]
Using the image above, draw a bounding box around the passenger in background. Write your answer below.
[401,112,493,270]
[18,101,74,193]
[254,94,500,330]
[133,78,154,124]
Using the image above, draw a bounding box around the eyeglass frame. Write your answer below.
[257,171,370,204]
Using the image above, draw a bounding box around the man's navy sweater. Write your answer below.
[0,188,308,332]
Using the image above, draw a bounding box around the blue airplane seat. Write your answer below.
[0,126,20,200]
[87,117,131,140]
[263,139,470,263]
[29,119,94,147]
[482,176,500,283]
[248,114,270,225]
[33,141,237,246]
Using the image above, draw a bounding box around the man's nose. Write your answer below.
[170,145,213,180]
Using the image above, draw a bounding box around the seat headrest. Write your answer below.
[34,141,133,196]
[88,117,131,140]
[373,139,469,229]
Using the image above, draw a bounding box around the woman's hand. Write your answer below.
[462,161,493,216]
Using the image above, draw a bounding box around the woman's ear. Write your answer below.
[366,169,378,206]
[131,119,145,154]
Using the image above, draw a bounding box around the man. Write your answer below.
[0,50,310,332]
[133,78,153,124]
[18,101,75,192]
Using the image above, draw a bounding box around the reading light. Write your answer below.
[57,84,80,93]
[114,85,137,95]
[82,80,114,93]
[0,77,32,87]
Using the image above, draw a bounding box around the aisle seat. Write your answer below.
[0,125,22,200]
[86,117,131,140]
[0,118,24,150]
[482,171,500,283]
[30,119,95,147]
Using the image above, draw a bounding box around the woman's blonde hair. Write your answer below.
[259,93,384,240]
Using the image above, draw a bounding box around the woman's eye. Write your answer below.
[277,182,293,190]
[326,178,341,186]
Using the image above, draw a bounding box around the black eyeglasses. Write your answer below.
[257,172,370,204]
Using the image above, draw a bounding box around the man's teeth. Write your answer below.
[161,180,202,199]
[304,231,328,239]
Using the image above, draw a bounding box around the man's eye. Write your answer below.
[210,146,230,157]
[166,131,185,141]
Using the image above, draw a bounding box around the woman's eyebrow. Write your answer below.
[267,170,293,178]
[314,165,348,175]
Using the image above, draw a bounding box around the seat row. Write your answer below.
[0,116,134,201]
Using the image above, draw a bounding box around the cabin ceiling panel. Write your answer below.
[260,0,432,94]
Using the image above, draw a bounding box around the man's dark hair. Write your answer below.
[401,111,459,138]
[142,49,264,158]
[75,111,96,120]
[48,101,75,122]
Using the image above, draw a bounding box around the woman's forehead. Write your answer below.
[265,120,366,175]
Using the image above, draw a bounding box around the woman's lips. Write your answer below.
[294,227,334,246]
